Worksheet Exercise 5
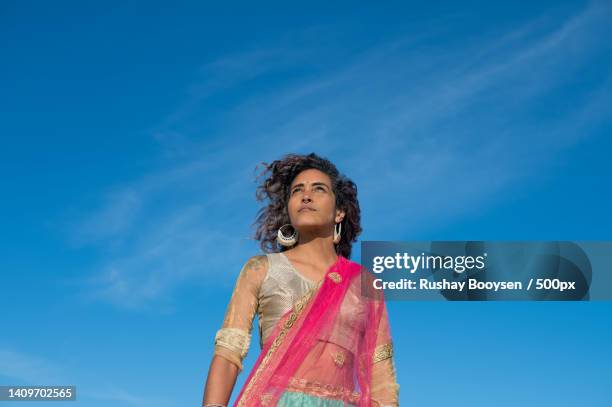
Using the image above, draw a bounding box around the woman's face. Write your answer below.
[287,168,344,231]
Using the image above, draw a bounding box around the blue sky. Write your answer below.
[1,1,611,406]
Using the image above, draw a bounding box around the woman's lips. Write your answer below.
[298,207,316,212]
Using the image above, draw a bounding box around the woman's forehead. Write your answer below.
[291,169,331,186]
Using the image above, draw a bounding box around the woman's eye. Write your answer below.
[291,186,325,194]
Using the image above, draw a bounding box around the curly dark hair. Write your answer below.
[253,152,362,259]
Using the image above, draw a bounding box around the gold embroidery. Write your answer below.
[371,398,399,407]
[331,350,346,367]
[371,382,401,396]
[372,343,393,364]
[284,377,361,403]
[214,327,251,359]
[236,280,322,406]
[260,393,273,406]
[328,271,342,283]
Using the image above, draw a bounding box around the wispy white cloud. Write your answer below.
[77,206,245,311]
[82,386,172,407]
[0,348,64,384]
[66,2,612,308]
[0,347,170,407]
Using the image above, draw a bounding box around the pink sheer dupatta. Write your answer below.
[233,255,390,407]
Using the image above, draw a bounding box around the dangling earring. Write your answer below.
[333,222,342,244]
[277,224,298,247]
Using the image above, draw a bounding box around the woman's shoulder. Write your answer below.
[237,253,271,284]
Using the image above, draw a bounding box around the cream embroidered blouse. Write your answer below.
[213,252,399,406]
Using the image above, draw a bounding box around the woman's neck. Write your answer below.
[286,236,339,268]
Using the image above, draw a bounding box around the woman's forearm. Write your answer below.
[202,355,239,406]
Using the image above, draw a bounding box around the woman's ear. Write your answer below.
[335,209,346,223]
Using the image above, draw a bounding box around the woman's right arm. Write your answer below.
[202,255,268,406]
[202,355,239,405]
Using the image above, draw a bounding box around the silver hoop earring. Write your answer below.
[333,222,342,244]
[277,224,298,247]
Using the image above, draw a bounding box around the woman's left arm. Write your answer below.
[371,301,400,406]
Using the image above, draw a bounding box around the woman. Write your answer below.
[202,153,399,406]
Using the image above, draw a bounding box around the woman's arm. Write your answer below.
[361,268,400,406]
[202,355,239,405]
[201,255,268,406]
[371,300,400,406]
